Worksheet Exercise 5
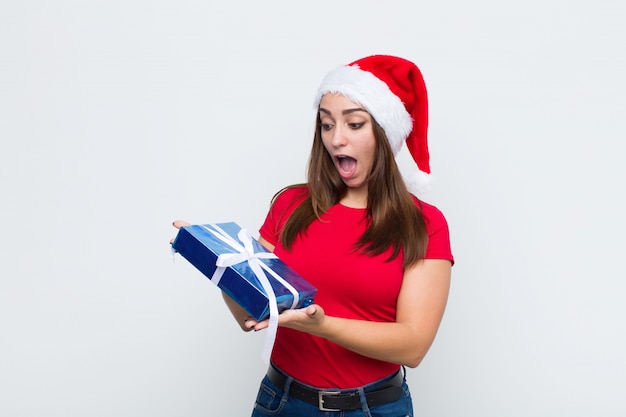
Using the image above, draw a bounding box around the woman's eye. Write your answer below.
[349,122,365,129]
[321,123,333,131]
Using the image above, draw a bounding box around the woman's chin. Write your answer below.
[342,178,367,191]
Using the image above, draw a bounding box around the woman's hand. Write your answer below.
[250,304,325,333]
[170,220,190,243]
[256,259,451,368]
[170,219,256,332]
[170,221,281,333]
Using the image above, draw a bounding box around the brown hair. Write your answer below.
[278,113,428,268]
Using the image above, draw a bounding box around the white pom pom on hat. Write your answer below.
[314,55,432,196]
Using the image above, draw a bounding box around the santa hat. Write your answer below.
[314,55,431,195]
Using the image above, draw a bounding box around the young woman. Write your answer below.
[175,55,453,416]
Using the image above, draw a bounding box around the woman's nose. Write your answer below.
[330,126,347,147]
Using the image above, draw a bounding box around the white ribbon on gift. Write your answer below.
[201,223,299,364]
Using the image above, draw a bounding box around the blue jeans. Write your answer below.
[251,369,413,417]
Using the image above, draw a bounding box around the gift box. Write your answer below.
[172,222,317,321]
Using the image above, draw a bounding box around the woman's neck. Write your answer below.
[339,188,368,208]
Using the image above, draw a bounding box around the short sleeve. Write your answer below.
[420,201,454,265]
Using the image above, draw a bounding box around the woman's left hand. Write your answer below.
[250,259,451,368]
[249,304,325,333]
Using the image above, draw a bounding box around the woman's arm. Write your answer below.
[252,258,451,368]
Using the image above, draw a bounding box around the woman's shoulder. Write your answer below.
[272,184,309,205]
[267,184,309,216]
[411,196,448,226]
[260,185,309,244]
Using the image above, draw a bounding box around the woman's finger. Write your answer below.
[172,220,191,229]
[170,220,191,244]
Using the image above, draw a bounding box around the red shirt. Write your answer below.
[259,186,453,388]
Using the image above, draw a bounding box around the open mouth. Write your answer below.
[337,155,357,176]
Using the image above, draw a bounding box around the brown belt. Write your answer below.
[266,365,404,412]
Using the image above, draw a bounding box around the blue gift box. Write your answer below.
[172,222,317,321]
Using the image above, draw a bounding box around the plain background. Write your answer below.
[1,1,625,416]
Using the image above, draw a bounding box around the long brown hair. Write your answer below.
[279,112,428,268]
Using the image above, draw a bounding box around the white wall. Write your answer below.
[1,1,625,416]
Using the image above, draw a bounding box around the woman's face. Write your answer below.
[319,93,377,194]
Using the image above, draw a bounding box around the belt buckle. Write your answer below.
[318,390,341,412]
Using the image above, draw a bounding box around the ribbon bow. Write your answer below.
[202,224,299,364]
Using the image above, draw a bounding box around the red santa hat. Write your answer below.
[314,55,431,195]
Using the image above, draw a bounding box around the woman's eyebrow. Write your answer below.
[319,107,331,115]
[343,108,367,115]
[318,107,367,116]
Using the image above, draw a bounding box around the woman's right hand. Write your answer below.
[170,219,191,243]
[170,219,261,333]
